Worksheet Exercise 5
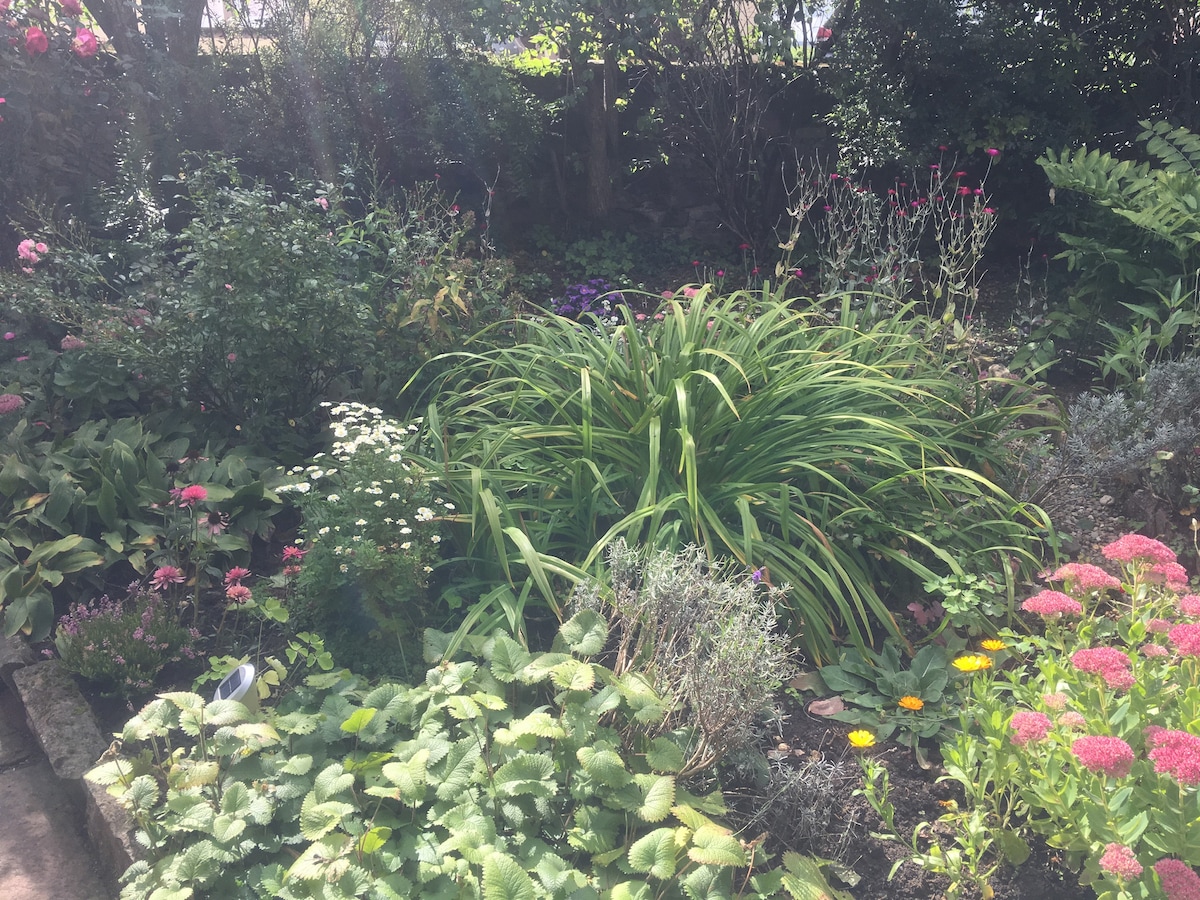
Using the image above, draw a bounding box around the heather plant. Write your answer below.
[926,533,1200,899]
[276,402,450,677]
[88,609,847,900]
[54,583,200,700]
[420,286,1054,662]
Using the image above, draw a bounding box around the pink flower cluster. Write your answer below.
[1169,623,1200,656]
[1150,561,1190,589]
[1050,562,1120,593]
[224,566,252,604]
[1071,646,1134,689]
[1022,589,1083,619]
[1102,533,1178,566]
[1010,711,1052,746]
[1156,859,1200,900]
[1148,729,1200,786]
[1181,595,1200,617]
[1071,735,1135,778]
[17,239,47,264]
[175,484,208,507]
[1099,843,1143,880]
[0,393,25,415]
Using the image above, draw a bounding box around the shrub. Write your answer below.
[90,609,825,899]
[419,287,1054,662]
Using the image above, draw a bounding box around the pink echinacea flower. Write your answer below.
[178,484,208,506]
[150,565,185,590]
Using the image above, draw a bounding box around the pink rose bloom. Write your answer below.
[72,27,98,59]
[1102,533,1177,566]
[25,26,48,55]
[1022,589,1083,619]
[60,0,82,14]
[1098,843,1143,880]
[1148,730,1200,786]
[1181,594,1200,617]
[2,332,13,341]
[150,565,185,590]
[1169,623,1200,656]
[17,239,39,264]
[1155,859,1200,900]
[1071,735,1135,778]
[178,484,208,506]
[1010,711,1052,747]
[315,196,328,210]
[0,393,25,415]
[1050,562,1121,594]
[34,242,47,254]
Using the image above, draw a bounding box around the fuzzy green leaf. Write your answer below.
[212,813,247,844]
[340,707,378,734]
[285,834,351,883]
[610,883,655,900]
[300,796,356,841]
[482,852,536,900]
[635,773,676,823]
[313,762,354,801]
[490,634,533,683]
[577,745,632,788]
[687,824,746,867]
[550,658,596,692]
[381,748,430,806]
[628,827,680,879]
[559,609,608,656]
[358,826,392,855]
[434,740,482,801]
[646,737,686,774]
[779,851,855,900]
[494,752,556,798]
[281,754,314,776]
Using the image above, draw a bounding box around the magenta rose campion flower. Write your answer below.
[61,0,83,14]
[25,26,48,55]
[72,27,98,59]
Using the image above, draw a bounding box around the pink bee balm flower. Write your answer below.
[1010,711,1052,746]
[225,584,252,604]
[224,566,251,585]
[1169,623,1200,656]
[178,484,208,506]
[72,27,98,58]
[150,565,185,590]
[1099,843,1143,880]
[25,26,48,55]
[0,393,25,415]
[1022,589,1083,618]
[1051,562,1121,594]
[1102,533,1177,566]
[1155,859,1200,900]
[1071,735,1135,778]
[1148,730,1200,786]
[1180,594,1200,617]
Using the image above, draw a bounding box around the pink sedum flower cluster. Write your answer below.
[1099,843,1143,880]
[1022,589,1083,619]
[1170,623,1200,656]
[1181,595,1200,618]
[1010,711,1052,746]
[1071,735,1135,777]
[1102,534,1178,566]
[1071,646,1135,690]
[1155,859,1200,900]
[1148,730,1200,786]
[1050,562,1121,593]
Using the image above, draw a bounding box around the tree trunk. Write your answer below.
[580,55,619,220]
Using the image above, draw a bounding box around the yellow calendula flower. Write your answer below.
[980,639,1006,652]
[953,654,993,673]
[847,730,876,748]
[897,695,924,711]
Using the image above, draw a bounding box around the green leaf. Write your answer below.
[779,851,855,900]
[358,826,392,855]
[299,796,356,841]
[628,827,680,880]
[489,633,533,683]
[559,609,608,656]
[313,762,354,800]
[435,740,482,801]
[550,658,596,692]
[340,707,377,734]
[635,773,676,823]
[212,813,247,844]
[577,745,631,788]
[482,851,536,900]
[687,824,746,867]
[646,737,686,774]
[494,752,556,797]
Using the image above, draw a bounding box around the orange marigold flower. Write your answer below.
[847,730,876,748]
[897,696,924,711]
[952,654,993,673]
[980,639,1006,652]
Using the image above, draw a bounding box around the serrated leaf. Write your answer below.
[435,740,482,801]
[281,754,314,775]
[220,782,251,816]
[381,749,430,805]
[300,795,356,841]
[494,753,556,798]
[628,827,679,879]
[681,865,728,900]
[490,633,533,683]
[610,882,655,900]
[646,737,686,773]
[212,813,247,844]
[170,760,220,790]
[313,762,354,800]
[341,707,377,734]
[559,609,608,656]
[482,851,536,900]
[285,834,351,883]
[635,773,676,822]
[551,658,596,692]
[577,745,631,787]
[358,826,392,855]
[687,824,746,867]
[445,694,482,720]
[779,851,856,900]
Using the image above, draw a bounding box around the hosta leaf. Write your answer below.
[628,827,679,879]
[559,609,608,656]
[482,851,536,900]
[300,795,356,841]
[635,774,676,823]
[687,824,746,867]
[490,634,533,683]
[551,659,596,692]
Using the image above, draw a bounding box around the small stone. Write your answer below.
[776,742,790,752]
[1099,495,1114,506]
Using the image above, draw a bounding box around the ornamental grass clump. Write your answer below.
[937,532,1200,899]
[420,288,1054,662]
